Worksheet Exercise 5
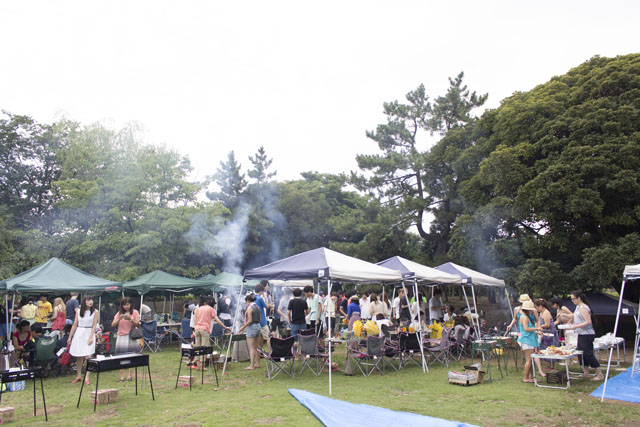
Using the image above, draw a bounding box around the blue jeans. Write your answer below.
[290,323,306,339]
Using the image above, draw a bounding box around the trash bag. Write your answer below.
[364,320,380,336]
[353,320,363,338]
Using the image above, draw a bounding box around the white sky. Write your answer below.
[2,1,639,183]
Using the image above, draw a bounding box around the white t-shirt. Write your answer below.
[429,297,442,321]
[360,297,370,319]
[375,319,391,337]
[392,297,400,319]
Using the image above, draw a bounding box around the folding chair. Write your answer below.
[142,321,165,353]
[210,323,228,351]
[180,318,193,344]
[425,328,452,367]
[29,335,58,377]
[297,334,327,377]
[399,333,423,369]
[351,336,386,376]
[257,336,296,380]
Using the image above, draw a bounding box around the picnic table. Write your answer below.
[531,351,584,390]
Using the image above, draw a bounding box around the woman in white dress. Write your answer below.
[69,296,99,385]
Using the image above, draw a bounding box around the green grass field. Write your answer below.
[3,343,639,426]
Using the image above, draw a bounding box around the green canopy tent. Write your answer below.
[122,270,218,318]
[0,257,121,340]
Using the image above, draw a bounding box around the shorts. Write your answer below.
[520,343,535,351]
[246,323,261,338]
[260,325,270,340]
[194,329,210,347]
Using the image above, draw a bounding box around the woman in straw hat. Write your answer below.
[517,300,542,383]
[506,294,534,336]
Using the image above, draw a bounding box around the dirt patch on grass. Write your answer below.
[222,377,247,390]
[30,404,64,417]
[253,416,284,424]
[84,407,118,425]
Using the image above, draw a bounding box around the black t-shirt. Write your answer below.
[399,296,410,320]
[340,298,348,315]
[288,298,307,324]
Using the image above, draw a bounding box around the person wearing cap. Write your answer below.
[517,300,542,383]
[506,294,535,335]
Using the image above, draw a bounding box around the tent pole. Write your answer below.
[414,278,427,373]
[461,285,478,338]
[402,281,427,373]
[223,283,244,376]
[470,285,481,336]
[162,296,166,316]
[4,295,9,341]
[632,299,640,378]
[327,279,332,395]
[391,287,396,320]
[98,296,102,317]
[505,288,514,322]
[601,279,627,401]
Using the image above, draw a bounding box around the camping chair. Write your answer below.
[210,323,227,351]
[29,335,58,377]
[424,328,452,367]
[399,332,423,369]
[297,334,327,377]
[351,336,386,376]
[180,318,193,344]
[380,325,400,371]
[142,320,166,353]
[257,336,296,380]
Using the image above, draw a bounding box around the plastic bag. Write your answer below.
[430,321,443,339]
[364,320,380,337]
[353,320,363,337]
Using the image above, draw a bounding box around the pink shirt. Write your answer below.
[114,309,140,336]
[194,305,217,333]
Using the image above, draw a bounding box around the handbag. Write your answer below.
[129,326,144,340]
[60,350,71,365]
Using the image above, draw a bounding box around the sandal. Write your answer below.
[244,367,255,371]
[522,379,534,383]
[127,377,133,381]
[72,378,82,384]
[592,376,605,381]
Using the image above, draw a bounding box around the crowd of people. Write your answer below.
[0,284,606,388]
[506,290,604,384]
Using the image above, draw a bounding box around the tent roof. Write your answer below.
[122,270,214,295]
[0,257,120,293]
[435,262,505,287]
[244,247,404,283]
[377,257,461,284]
[623,264,640,279]
[558,292,635,317]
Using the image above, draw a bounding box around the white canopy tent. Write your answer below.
[601,263,640,401]
[377,256,464,373]
[241,247,404,394]
[435,262,507,337]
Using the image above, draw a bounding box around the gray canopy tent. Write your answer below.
[243,247,404,394]
[435,262,507,337]
[377,256,463,373]
[601,263,640,401]
[0,257,121,340]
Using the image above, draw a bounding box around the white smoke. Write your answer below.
[185,203,251,275]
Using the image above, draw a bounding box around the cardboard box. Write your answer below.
[90,390,109,405]
[105,388,119,403]
[0,407,16,423]
[177,375,195,387]
[464,365,486,384]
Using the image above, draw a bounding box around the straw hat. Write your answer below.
[518,294,531,302]
[521,300,536,311]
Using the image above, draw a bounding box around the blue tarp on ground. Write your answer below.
[590,366,640,403]
[289,389,479,427]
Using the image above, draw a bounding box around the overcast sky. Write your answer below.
[2,1,639,183]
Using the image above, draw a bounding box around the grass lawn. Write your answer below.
[3,343,639,426]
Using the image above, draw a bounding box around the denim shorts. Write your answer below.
[246,323,261,338]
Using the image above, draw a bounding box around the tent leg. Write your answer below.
[4,296,9,341]
[223,283,244,376]
[391,287,396,321]
[461,285,474,334]
[470,285,481,338]
[414,279,427,373]
[505,288,514,323]
[98,296,102,317]
[327,280,332,395]
[402,281,427,374]
[601,280,626,401]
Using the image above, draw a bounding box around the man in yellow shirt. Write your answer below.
[35,295,53,327]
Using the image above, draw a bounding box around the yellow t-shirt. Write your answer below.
[35,301,53,323]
